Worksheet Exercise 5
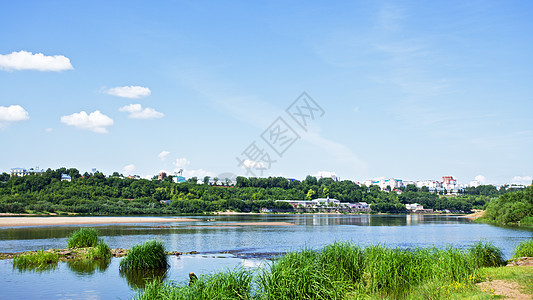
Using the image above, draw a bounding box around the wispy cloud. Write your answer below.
[106,86,151,99]
[0,50,73,72]
[510,175,532,185]
[158,150,170,161]
[173,158,191,169]
[119,104,164,119]
[123,164,136,175]
[0,105,29,128]
[60,110,113,133]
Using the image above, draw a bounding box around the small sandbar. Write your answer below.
[0,216,199,227]
[190,222,295,227]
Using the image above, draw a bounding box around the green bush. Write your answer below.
[119,240,168,271]
[513,239,533,258]
[67,227,99,248]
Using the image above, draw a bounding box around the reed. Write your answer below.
[119,240,168,271]
[133,269,252,300]
[67,227,99,248]
[467,241,505,267]
[87,241,112,260]
[513,239,533,258]
[13,249,59,271]
[134,241,503,300]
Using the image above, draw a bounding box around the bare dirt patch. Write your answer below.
[477,280,531,300]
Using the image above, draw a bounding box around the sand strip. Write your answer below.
[208,222,294,226]
[0,216,199,227]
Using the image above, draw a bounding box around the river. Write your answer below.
[0,214,531,299]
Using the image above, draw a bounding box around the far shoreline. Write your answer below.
[0,216,200,227]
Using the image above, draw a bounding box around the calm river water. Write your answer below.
[1,214,532,299]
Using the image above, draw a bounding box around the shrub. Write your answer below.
[119,240,168,271]
[67,227,99,248]
[513,239,533,258]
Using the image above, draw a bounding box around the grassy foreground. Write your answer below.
[133,241,522,300]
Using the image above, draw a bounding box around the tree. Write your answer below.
[203,176,210,185]
[322,187,330,197]
[0,173,9,182]
[306,189,316,200]
[213,177,219,186]
[405,184,418,192]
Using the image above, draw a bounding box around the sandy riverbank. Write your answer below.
[0,216,199,227]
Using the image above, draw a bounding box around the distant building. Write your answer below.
[10,167,44,177]
[406,203,424,211]
[61,174,72,182]
[173,176,186,183]
[158,172,167,180]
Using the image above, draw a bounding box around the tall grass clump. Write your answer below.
[468,241,505,267]
[119,240,168,271]
[319,241,365,284]
[513,239,533,258]
[13,249,59,271]
[67,227,99,248]
[258,248,344,299]
[87,241,112,260]
[134,269,252,300]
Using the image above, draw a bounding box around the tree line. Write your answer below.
[0,168,519,215]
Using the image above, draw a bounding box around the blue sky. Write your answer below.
[1,1,532,185]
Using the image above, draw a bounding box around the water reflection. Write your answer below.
[67,258,111,275]
[13,260,58,273]
[120,268,168,289]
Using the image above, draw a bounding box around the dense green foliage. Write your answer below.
[0,168,503,215]
[513,239,533,258]
[13,249,59,271]
[67,227,99,248]
[483,185,533,224]
[134,242,504,300]
[119,240,168,271]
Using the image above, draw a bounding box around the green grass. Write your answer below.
[134,241,511,300]
[86,241,112,260]
[513,239,533,258]
[468,241,506,268]
[12,249,59,271]
[67,227,99,248]
[119,240,168,271]
[133,269,253,300]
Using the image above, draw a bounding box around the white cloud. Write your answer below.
[183,169,215,179]
[0,105,29,127]
[106,86,151,99]
[510,176,532,185]
[45,128,53,132]
[314,171,337,179]
[474,175,486,184]
[158,150,170,161]
[60,110,114,133]
[0,50,73,72]
[240,159,265,170]
[123,164,136,175]
[119,104,164,119]
[173,158,191,169]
